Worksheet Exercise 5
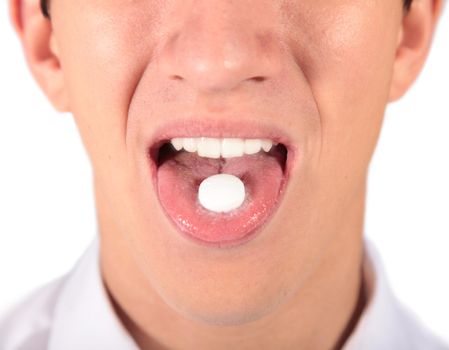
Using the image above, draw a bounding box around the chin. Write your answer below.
[149,264,301,327]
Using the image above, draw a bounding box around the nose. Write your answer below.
[156,1,284,94]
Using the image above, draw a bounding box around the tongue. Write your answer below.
[157,149,285,244]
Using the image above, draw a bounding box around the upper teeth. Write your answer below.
[170,137,276,159]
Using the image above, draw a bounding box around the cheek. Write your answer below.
[306,3,401,101]
[318,8,399,103]
[52,4,161,171]
[296,2,402,171]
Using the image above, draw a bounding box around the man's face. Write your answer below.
[48,0,403,324]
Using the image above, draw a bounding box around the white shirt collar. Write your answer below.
[46,238,442,350]
[343,239,409,349]
[47,239,139,350]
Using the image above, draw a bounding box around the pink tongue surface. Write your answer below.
[157,149,285,244]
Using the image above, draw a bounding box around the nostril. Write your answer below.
[170,75,184,81]
[251,76,266,83]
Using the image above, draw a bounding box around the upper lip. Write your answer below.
[147,117,297,158]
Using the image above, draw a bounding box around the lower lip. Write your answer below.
[149,149,295,250]
[166,185,287,250]
[177,217,276,249]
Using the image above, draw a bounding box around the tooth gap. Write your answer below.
[277,143,288,172]
[157,142,178,166]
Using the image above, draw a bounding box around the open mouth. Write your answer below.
[148,126,294,249]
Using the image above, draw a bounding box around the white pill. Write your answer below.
[198,174,246,213]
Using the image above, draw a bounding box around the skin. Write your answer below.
[9,0,443,349]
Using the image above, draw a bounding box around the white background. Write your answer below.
[1,1,448,344]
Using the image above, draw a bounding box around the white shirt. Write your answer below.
[0,238,447,350]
